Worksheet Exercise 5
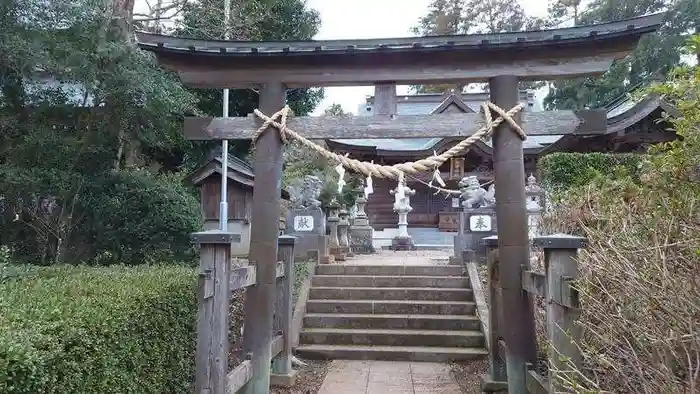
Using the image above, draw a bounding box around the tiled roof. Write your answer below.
[335,138,442,152]
[338,93,475,152]
[335,135,563,152]
[336,91,550,152]
[135,14,663,57]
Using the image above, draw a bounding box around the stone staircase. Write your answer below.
[296,264,488,362]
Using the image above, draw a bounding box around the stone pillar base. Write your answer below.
[334,253,347,261]
[320,254,335,264]
[331,247,346,261]
[453,234,466,265]
[350,226,376,254]
[462,249,476,264]
[391,236,416,251]
[270,370,298,387]
[449,250,475,265]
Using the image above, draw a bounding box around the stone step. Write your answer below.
[309,287,472,301]
[305,299,476,315]
[296,344,488,362]
[301,327,484,347]
[304,313,482,331]
[315,264,464,277]
[311,275,470,288]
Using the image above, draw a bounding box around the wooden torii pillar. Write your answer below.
[136,13,662,394]
[489,75,536,378]
[243,82,286,393]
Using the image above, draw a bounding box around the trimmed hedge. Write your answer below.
[538,152,644,191]
[0,265,197,394]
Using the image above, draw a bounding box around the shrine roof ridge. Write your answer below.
[135,13,663,57]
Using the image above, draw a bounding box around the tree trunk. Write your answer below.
[107,0,137,172]
[0,0,29,132]
[696,26,699,66]
[110,0,136,34]
[113,127,126,172]
[153,0,163,33]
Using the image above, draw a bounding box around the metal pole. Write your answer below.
[219,0,231,231]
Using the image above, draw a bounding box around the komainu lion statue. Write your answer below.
[459,175,495,209]
[289,175,323,209]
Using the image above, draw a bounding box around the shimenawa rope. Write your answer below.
[250,102,526,181]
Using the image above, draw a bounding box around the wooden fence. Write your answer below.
[480,234,586,393]
[193,230,296,394]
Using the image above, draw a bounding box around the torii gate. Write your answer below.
[136,12,662,394]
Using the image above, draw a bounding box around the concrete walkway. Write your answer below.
[318,360,462,394]
[343,249,452,265]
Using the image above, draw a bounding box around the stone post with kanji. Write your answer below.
[285,175,327,263]
[452,175,498,264]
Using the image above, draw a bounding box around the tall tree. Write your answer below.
[411,0,546,93]
[462,0,528,33]
[543,0,698,110]
[667,0,700,64]
[173,0,324,163]
[323,103,350,116]
[546,0,583,26]
[410,1,465,93]
[411,0,467,35]
[0,0,202,264]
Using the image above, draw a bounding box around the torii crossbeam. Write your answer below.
[183,109,606,141]
[136,12,662,394]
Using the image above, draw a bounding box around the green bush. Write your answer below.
[538,152,643,191]
[83,171,202,264]
[0,165,89,264]
[0,265,197,394]
[0,168,201,265]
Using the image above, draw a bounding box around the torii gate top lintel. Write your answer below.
[135,13,663,89]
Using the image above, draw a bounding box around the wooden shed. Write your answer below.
[187,156,290,257]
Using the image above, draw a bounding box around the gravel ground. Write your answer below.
[451,259,496,393]
[226,266,328,394]
[462,254,550,392]
[228,290,246,368]
[451,359,492,393]
[452,259,489,392]
[271,359,330,394]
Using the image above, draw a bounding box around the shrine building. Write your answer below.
[326,86,677,231]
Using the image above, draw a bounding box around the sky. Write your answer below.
[304,0,552,115]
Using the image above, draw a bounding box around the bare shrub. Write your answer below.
[541,180,700,393]
[528,249,549,368]
[535,37,700,393]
